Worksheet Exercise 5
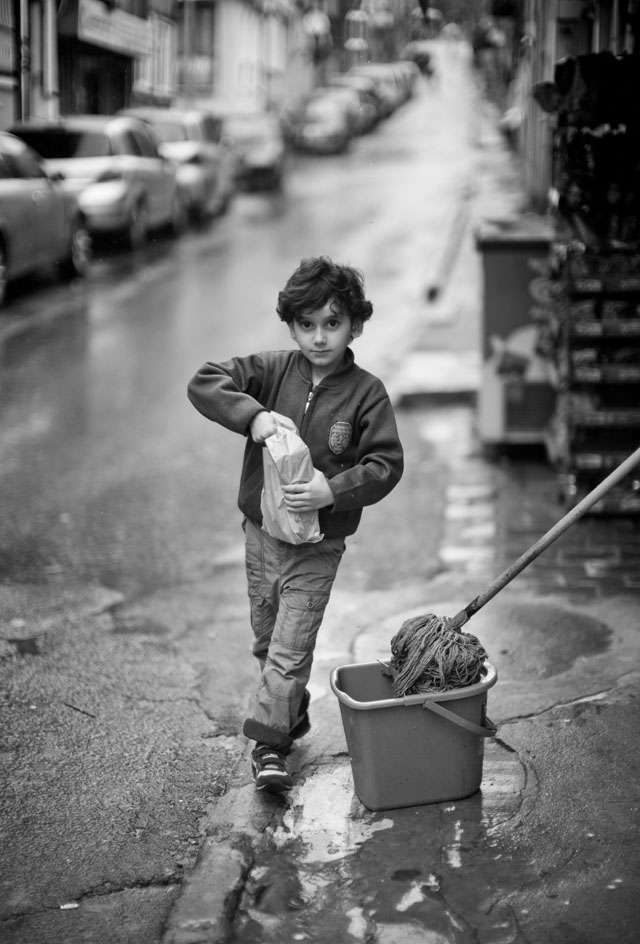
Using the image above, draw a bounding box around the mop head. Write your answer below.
[390,614,488,697]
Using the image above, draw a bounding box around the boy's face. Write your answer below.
[289,301,361,381]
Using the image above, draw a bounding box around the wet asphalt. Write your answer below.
[162,91,640,944]
[1,44,639,944]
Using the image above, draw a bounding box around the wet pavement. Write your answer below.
[163,62,640,944]
[2,44,639,944]
[164,434,640,944]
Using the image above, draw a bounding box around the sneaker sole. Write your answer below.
[255,778,292,795]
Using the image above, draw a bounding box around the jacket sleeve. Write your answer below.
[326,387,403,511]
[187,355,268,435]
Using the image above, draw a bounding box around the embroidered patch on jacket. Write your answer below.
[329,421,352,454]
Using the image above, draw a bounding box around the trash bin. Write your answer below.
[475,216,555,446]
[330,661,497,811]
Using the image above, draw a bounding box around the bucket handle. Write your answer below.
[422,699,497,738]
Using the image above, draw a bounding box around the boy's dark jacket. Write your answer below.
[187,348,403,539]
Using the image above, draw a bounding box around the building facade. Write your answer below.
[0,0,321,128]
[509,0,639,209]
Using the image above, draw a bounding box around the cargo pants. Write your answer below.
[242,517,346,754]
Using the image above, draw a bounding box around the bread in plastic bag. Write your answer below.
[260,413,323,545]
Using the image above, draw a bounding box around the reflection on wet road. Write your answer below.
[231,742,529,943]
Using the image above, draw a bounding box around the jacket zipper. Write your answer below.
[301,384,316,436]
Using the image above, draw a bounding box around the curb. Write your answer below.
[162,738,283,944]
[163,838,248,944]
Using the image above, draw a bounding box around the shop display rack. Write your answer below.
[542,245,640,514]
[532,50,640,514]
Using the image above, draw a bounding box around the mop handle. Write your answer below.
[448,443,640,630]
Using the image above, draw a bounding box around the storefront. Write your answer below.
[477,0,640,514]
[533,45,640,513]
[58,0,152,113]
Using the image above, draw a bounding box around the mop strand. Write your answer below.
[390,614,488,697]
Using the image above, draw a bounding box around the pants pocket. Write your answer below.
[275,588,330,653]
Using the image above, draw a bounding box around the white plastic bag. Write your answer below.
[260,413,323,545]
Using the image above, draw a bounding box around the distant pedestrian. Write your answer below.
[187,256,404,794]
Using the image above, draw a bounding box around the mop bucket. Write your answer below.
[330,660,498,811]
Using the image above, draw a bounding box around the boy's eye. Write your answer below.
[296,318,343,330]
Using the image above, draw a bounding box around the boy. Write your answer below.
[187,256,403,794]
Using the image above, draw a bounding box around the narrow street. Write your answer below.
[0,42,483,944]
[3,41,640,944]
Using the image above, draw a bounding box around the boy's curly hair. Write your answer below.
[277,256,373,327]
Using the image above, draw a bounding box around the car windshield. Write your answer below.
[13,130,112,159]
[227,116,273,144]
[146,120,189,143]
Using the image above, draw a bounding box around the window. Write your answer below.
[149,119,188,143]
[119,129,143,156]
[12,147,47,179]
[0,152,16,178]
[131,126,161,158]
[13,130,111,159]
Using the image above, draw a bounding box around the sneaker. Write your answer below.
[290,690,311,741]
[251,744,293,794]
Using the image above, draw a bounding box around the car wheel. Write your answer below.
[128,202,149,250]
[0,242,7,308]
[61,218,92,279]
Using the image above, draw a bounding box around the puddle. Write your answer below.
[377,925,453,943]
[232,742,529,944]
[272,763,393,863]
[470,601,613,679]
[444,820,464,868]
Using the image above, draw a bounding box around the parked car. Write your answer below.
[0,131,91,308]
[224,110,287,190]
[327,73,383,131]
[347,63,405,115]
[281,96,353,155]
[310,86,369,137]
[120,107,236,220]
[9,115,187,249]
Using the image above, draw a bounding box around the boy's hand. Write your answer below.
[282,469,334,512]
[250,411,277,443]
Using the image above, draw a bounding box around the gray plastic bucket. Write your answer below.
[330,660,498,811]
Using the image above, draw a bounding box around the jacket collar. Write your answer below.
[295,347,356,388]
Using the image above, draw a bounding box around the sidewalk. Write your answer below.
[162,65,640,944]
